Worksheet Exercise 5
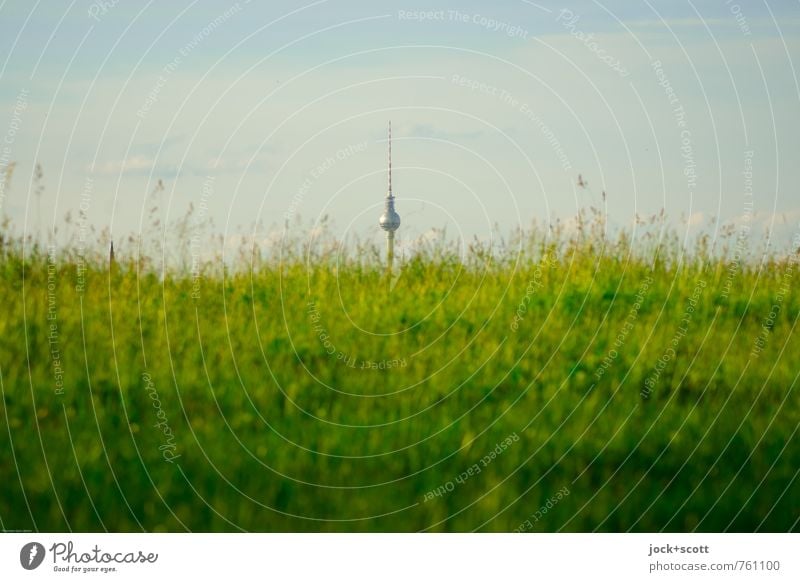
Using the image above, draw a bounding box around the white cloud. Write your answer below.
[92,155,154,175]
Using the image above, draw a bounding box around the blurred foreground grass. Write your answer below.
[1,218,798,532]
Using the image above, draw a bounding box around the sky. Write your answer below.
[0,0,798,253]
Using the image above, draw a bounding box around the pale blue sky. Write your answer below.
[1,0,798,251]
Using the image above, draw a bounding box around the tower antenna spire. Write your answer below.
[388,120,392,196]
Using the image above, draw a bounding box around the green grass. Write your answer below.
[1,221,798,532]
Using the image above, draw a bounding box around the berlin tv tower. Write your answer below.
[379,121,401,270]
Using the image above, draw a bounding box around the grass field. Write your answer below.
[1,217,799,532]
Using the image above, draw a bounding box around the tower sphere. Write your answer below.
[380,206,401,232]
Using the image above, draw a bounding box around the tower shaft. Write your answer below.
[387,230,395,270]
